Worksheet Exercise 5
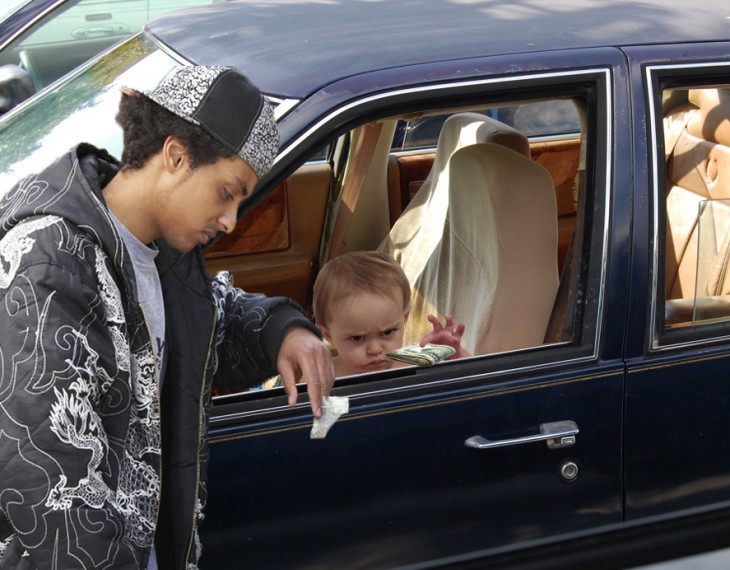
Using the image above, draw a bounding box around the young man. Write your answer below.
[0,66,333,569]
[312,250,466,377]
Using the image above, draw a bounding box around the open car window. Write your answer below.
[209,70,611,399]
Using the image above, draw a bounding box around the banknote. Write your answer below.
[385,343,455,366]
[311,396,350,439]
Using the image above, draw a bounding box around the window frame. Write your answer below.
[646,61,730,351]
[212,66,615,418]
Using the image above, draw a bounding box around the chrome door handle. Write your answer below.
[465,420,578,450]
[72,24,130,39]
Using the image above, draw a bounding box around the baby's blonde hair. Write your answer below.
[313,251,411,326]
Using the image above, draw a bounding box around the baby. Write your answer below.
[312,250,466,377]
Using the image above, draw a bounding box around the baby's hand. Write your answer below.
[421,314,466,358]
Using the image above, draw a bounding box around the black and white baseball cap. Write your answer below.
[126,65,279,179]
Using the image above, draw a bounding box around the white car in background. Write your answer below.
[0,0,225,112]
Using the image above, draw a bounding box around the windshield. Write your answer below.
[0,33,178,192]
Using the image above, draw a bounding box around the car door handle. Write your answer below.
[72,25,130,39]
[465,420,579,450]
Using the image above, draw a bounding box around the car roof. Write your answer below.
[146,0,730,100]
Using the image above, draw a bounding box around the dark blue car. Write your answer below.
[2,1,730,568]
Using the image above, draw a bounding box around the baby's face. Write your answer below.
[322,291,407,377]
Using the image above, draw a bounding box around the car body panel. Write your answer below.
[620,42,730,523]
[146,0,730,100]
[205,368,624,568]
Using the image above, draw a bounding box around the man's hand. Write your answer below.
[277,326,335,418]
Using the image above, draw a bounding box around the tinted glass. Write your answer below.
[0,33,176,193]
[0,0,223,104]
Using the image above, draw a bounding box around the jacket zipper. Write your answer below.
[183,307,218,568]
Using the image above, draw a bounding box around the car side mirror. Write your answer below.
[0,64,36,115]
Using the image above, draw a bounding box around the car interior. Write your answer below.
[662,86,730,329]
[205,94,586,389]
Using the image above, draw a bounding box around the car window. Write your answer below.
[15,0,219,46]
[655,80,730,338]
[334,100,585,355]
[0,0,222,95]
[206,71,609,396]
[0,33,176,192]
[392,99,581,152]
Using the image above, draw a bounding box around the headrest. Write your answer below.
[434,113,530,165]
[448,142,556,257]
[687,88,730,147]
[382,113,530,266]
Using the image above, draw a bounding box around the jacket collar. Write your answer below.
[0,143,139,288]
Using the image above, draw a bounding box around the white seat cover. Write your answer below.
[382,113,558,354]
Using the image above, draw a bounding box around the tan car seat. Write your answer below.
[665,88,730,301]
[382,113,559,354]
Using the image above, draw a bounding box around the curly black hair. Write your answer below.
[115,92,235,170]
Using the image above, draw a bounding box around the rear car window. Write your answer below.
[392,99,581,152]
[658,83,730,334]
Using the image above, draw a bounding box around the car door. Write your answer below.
[623,44,730,523]
[199,48,633,570]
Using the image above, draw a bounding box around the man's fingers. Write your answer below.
[299,363,325,419]
[299,347,336,419]
[274,327,336,420]
[278,361,299,407]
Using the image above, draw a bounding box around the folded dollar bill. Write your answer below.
[311,396,349,439]
[385,343,455,366]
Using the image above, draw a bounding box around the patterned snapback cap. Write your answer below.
[129,66,279,179]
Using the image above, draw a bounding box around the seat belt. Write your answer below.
[327,122,383,261]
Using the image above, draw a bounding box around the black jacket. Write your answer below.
[0,145,318,569]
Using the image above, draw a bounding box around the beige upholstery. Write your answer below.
[382,113,558,354]
[665,88,730,300]
[382,113,530,282]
